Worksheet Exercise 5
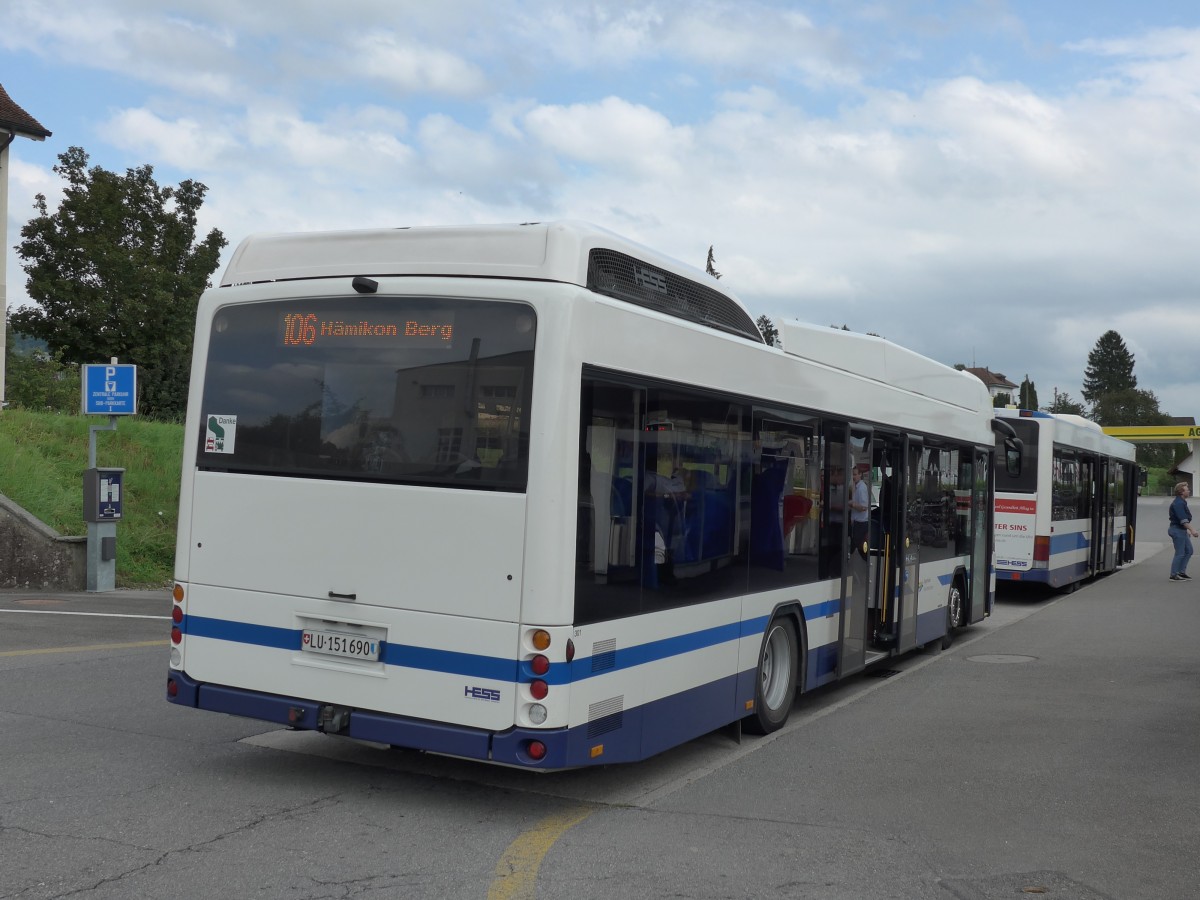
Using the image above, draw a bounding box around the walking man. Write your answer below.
[1168,481,1198,581]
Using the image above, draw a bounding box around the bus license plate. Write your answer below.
[301,629,380,661]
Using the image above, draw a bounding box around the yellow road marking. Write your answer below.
[0,640,162,658]
[488,805,594,900]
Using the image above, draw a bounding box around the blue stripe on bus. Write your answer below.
[1049,531,1090,552]
[187,615,298,650]
[387,644,517,681]
[563,602,840,684]
[184,615,516,680]
[804,599,840,619]
[186,600,842,687]
[566,620,745,683]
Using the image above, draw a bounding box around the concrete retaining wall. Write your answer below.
[0,493,87,590]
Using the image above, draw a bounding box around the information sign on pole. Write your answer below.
[81,363,138,416]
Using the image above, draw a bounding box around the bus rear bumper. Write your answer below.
[997,560,1089,587]
[996,569,1047,582]
[165,669,569,767]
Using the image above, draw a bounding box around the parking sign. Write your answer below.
[81,364,138,415]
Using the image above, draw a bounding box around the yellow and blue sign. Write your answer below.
[1101,425,1200,442]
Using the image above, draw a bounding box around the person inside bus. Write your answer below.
[849,464,871,560]
[1167,481,1198,581]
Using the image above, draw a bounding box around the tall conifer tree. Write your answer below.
[1081,330,1137,404]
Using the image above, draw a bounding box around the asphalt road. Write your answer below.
[1,497,1196,899]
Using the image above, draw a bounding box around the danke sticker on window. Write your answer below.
[204,414,237,453]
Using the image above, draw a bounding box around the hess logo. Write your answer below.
[465,686,501,702]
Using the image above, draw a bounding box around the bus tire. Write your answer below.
[744,616,799,735]
[940,579,965,650]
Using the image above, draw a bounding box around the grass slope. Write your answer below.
[0,409,182,587]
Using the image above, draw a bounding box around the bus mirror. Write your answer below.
[1004,438,1022,477]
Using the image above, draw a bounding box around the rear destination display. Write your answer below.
[280,311,455,347]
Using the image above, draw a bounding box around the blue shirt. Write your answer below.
[1169,495,1192,528]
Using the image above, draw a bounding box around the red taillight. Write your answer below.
[530,654,549,676]
[566,638,575,662]
[167,678,178,697]
[171,605,183,624]
[1033,535,1050,562]
[171,626,182,644]
[526,740,547,761]
[530,679,548,700]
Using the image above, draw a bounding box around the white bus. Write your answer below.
[166,221,1017,768]
[993,408,1137,591]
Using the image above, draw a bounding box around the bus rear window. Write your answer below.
[198,296,535,490]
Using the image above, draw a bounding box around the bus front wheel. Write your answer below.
[745,616,799,734]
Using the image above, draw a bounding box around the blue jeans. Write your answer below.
[1169,525,1193,576]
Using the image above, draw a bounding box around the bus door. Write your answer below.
[865,437,899,653]
[1122,462,1138,563]
[863,433,911,654]
[1091,457,1114,574]
[967,448,991,624]
[838,428,872,676]
[891,436,923,653]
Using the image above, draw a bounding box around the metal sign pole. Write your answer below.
[82,357,136,593]
[88,415,118,469]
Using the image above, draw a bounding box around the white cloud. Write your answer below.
[516,2,858,87]
[524,97,693,179]
[349,31,488,96]
[1,0,249,100]
[917,77,1094,179]
[1070,27,1200,99]
[99,109,240,169]
[236,106,416,176]
[4,2,1200,418]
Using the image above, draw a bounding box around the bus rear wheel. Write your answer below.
[941,580,964,650]
[745,616,799,734]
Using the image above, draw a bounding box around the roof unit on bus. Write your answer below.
[218,220,763,342]
[584,248,762,342]
[778,319,991,411]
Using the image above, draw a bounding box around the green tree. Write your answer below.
[1081,330,1137,404]
[4,315,80,412]
[10,147,226,420]
[1018,375,1038,410]
[1089,387,1166,428]
[1045,389,1087,416]
[756,314,778,347]
[1089,387,1175,468]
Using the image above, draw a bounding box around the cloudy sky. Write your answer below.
[2,1,1198,416]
